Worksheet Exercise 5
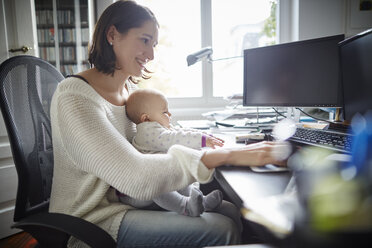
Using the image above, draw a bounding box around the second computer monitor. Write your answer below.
[339,29,372,122]
[243,34,345,107]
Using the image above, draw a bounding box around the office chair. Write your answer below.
[0,55,116,248]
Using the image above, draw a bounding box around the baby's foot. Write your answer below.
[184,187,204,217]
[203,190,223,211]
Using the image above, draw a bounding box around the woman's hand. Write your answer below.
[201,141,289,169]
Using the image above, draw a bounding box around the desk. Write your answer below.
[209,131,298,237]
[209,128,371,248]
[210,131,292,209]
[210,130,292,207]
[215,166,297,237]
[215,166,292,209]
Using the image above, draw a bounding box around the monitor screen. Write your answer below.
[243,34,345,107]
[339,29,372,122]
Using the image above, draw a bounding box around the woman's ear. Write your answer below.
[140,113,151,123]
[106,25,116,45]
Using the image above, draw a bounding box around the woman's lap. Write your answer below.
[117,202,242,248]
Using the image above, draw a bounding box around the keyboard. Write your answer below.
[289,127,352,153]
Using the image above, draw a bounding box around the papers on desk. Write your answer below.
[177,120,216,129]
[241,191,300,237]
[216,118,278,128]
[202,107,281,121]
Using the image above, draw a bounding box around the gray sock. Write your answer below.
[153,187,204,217]
[184,187,204,217]
[203,190,223,211]
[177,184,193,196]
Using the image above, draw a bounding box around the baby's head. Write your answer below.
[126,89,172,128]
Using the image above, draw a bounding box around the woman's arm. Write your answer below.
[201,141,288,169]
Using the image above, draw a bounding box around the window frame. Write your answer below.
[169,0,281,111]
[168,0,227,110]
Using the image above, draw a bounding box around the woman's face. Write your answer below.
[111,20,158,77]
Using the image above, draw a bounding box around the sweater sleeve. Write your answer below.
[54,92,214,201]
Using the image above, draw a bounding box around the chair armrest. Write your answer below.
[12,212,116,248]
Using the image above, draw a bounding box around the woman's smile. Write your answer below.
[136,58,147,70]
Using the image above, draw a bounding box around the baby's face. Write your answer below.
[147,94,172,128]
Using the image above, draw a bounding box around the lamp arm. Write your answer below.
[186,47,243,66]
[210,55,243,62]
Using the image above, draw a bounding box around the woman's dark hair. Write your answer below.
[88,0,158,82]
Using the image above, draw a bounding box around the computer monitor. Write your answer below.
[243,34,345,107]
[339,29,372,122]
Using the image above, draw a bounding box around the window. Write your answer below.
[136,0,202,98]
[212,0,277,97]
[136,0,277,108]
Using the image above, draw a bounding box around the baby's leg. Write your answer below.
[179,184,223,212]
[203,190,223,211]
[153,188,204,217]
[177,182,201,196]
[213,200,243,233]
[119,195,154,208]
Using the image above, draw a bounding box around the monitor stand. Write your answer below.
[286,107,300,123]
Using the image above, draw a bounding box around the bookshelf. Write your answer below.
[35,0,94,76]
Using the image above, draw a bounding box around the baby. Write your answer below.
[119,88,224,217]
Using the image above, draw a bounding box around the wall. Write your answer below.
[345,0,372,36]
[298,0,346,40]
[95,0,114,21]
[294,0,371,41]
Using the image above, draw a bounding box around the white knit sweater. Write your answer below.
[49,77,214,246]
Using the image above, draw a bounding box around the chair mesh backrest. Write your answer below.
[0,56,64,221]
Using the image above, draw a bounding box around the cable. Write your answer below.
[295,107,334,124]
[272,107,287,118]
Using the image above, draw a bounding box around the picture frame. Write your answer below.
[350,0,372,28]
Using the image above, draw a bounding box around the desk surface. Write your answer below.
[208,127,369,246]
[215,165,297,236]
[215,166,292,209]
[210,132,293,208]
[211,131,297,236]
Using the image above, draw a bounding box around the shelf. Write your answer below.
[38,43,55,47]
[59,23,89,28]
[37,24,89,28]
[37,24,53,28]
[60,60,87,64]
[61,60,78,65]
[56,5,88,11]
[35,0,92,75]
[60,42,88,47]
[38,42,88,47]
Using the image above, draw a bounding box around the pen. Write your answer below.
[215,121,235,127]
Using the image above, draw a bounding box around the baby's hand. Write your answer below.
[206,135,224,148]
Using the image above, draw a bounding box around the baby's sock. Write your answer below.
[153,187,204,217]
[184,187,204,217]
[203,190,223,211]
[178,182,201,196]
